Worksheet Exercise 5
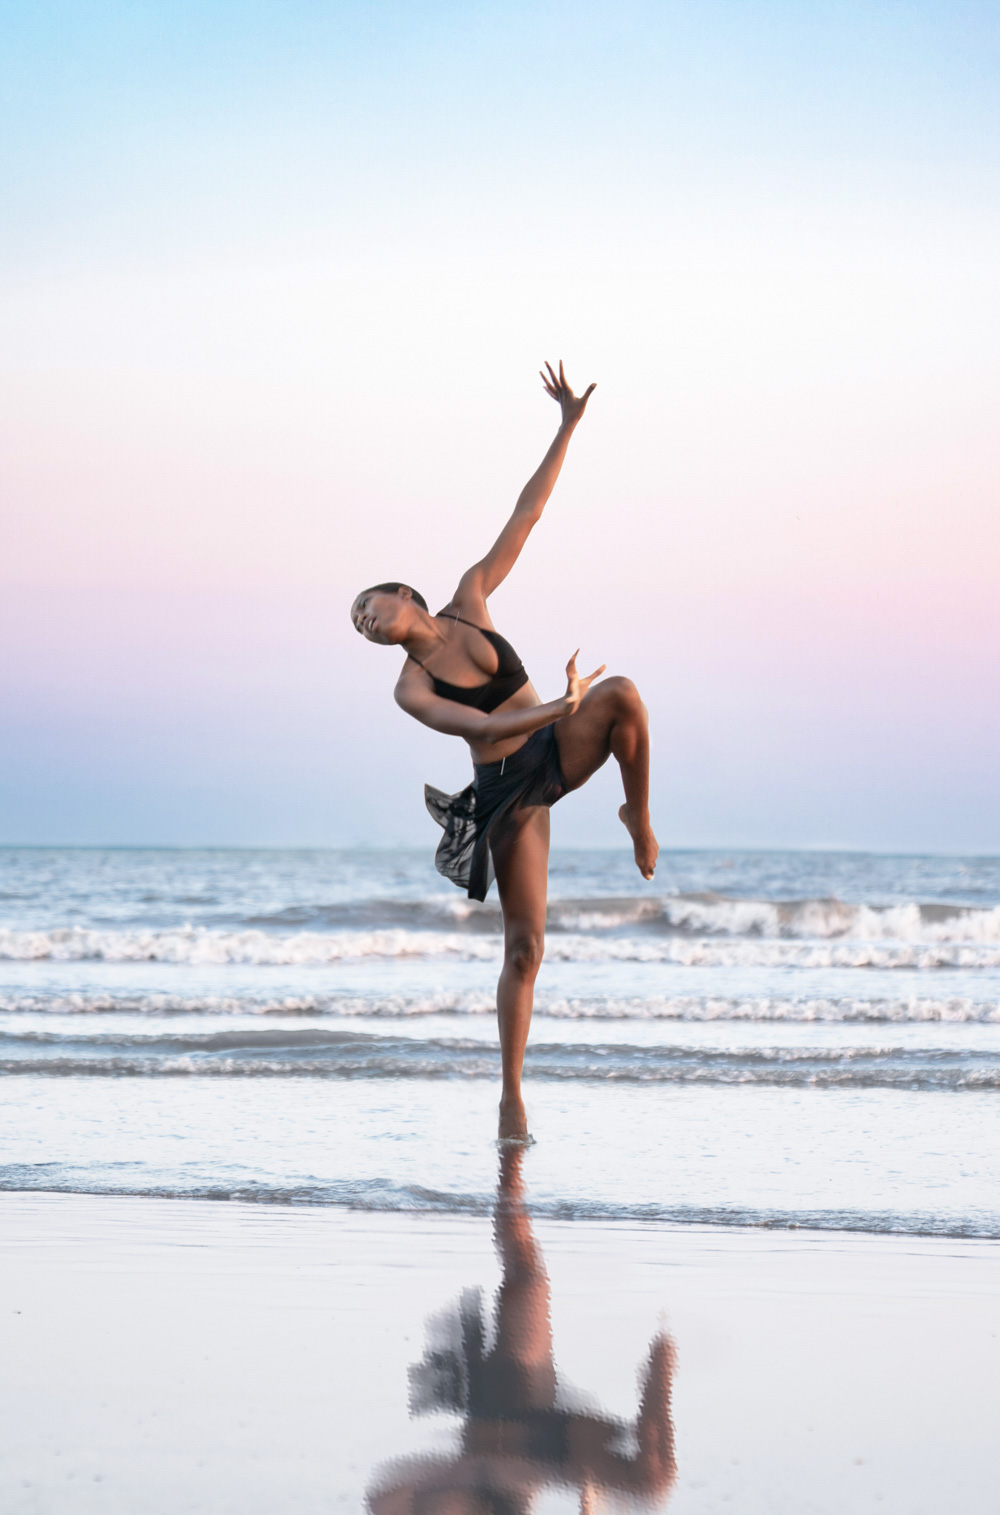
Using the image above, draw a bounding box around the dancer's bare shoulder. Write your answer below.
[439,583,495,630]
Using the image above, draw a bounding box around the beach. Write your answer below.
[3,1193,998,1513]
[1,845,999,1509]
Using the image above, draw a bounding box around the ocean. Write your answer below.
[2,845,998,1238]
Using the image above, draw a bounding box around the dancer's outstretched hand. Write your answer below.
[565,651,606,713]
[541,360,596,427]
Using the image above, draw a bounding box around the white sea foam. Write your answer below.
[544,937,1000,969]
[3,922,1000,969]
[1,990,998,1022]
[654,896,1000,942]
[0,925,500,966]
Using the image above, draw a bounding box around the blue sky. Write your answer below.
[6,1,997,271]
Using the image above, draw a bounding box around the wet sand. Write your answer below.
[2,1190,997,1514]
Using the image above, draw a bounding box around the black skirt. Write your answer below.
[424,724,567,902]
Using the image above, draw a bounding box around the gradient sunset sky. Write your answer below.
[2,0,998,850]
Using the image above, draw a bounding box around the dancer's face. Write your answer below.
[350,587,414,644]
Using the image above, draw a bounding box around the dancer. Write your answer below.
[352,363,658,1139]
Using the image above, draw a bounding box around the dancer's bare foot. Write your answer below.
[498,1095,530,1142]
[619,803,659,880]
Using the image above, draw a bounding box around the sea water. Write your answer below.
[1,846,998,1236]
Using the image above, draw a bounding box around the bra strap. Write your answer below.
[411,613,493,678]
[436,609,491,635]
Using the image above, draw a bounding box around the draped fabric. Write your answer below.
[424,725,567,902]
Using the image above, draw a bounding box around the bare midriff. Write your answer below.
[466,681,544,766]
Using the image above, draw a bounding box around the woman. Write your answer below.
[352,363,658,1140]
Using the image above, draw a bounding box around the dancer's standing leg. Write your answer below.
[490,806,550,1140]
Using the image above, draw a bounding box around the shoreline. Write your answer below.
[4,1180,1000,1240]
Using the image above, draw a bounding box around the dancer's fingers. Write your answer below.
[585,664,606,683]
[545,360,560,389]
[583,382,596,399]
[558,359,566,386]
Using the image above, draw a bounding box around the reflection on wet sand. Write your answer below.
[368,1147,676,1513]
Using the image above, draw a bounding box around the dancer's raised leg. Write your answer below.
[555,676,659,878]
[490,806,550,1141]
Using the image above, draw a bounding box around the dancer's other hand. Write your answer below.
[540,359,596,428]
[565,650,606,714]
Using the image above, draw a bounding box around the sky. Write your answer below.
[1,0,998,851]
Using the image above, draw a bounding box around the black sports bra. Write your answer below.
[408,613,530,713]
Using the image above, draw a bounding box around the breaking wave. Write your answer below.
[217,894,1000,943]
[4,919,1000,969]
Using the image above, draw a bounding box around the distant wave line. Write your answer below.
[3,992,998,1022]
[3,1031,998,1089]
[7,892,1000,948]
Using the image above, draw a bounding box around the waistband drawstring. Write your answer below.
[500,755,506,775]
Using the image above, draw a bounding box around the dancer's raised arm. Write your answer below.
[447,362,595,616]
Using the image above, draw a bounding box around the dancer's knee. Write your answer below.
[602,675,645,720]
[505,930,545,978]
